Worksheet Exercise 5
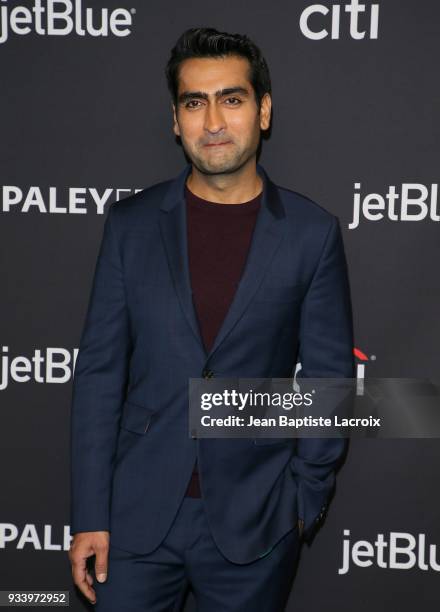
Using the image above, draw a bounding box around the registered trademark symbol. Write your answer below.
[131,8,136,14]
[370,354,376,361]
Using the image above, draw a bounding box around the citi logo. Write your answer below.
[349,183,439,229]
[354,347,374,395]
[0,0,135,45]
[0,522,72,550]
[294,347,372,393]
[0,346,79,390]
[1,185,141,214]
[339,530,440,574]
[300,1,379,40]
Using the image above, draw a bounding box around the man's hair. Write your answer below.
[165,27,271,109]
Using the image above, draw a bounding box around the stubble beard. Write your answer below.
[182,135,260,177]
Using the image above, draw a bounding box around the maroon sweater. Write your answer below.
[184,183,262,496]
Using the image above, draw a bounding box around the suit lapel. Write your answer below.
[159,165,204,354]
[207,166,285,359]
[159,163,286,361]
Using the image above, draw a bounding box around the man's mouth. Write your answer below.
[203,141,232,147]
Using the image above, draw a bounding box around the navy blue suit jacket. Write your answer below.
[70,163,354,564]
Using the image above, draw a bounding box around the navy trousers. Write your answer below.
[94,497,301,612]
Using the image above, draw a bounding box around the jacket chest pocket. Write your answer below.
[253,282,306,303]
[253,437,292,446]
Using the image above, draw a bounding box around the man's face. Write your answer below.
[172,55,271,175]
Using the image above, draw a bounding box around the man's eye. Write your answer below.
[224,97,241,105]
[186,100,202,108]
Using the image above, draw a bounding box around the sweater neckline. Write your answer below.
[185,184,262,214]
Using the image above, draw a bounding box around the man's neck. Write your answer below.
[186,162,263,204]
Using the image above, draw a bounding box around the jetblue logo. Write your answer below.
[0,0,135,45]
[300,1,379,40]
[349,183,439,229]
[0,346,79,390]
[339,530,440,574]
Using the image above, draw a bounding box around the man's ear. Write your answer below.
[172,104,180,137]
[259,93,272,131]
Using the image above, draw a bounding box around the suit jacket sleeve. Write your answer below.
[291,215,354,541]
[70,204,131,534]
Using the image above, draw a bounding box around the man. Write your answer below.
[69,27,354,611]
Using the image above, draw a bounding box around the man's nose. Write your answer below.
[204,103,226,134]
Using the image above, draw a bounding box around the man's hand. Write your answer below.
[68,531,110,604]
[298,519,304,539]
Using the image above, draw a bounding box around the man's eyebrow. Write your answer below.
[178,86,250,104]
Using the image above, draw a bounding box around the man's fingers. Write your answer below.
[72,556,96,604]
[85,572,94,586]
[95,546,109,583]
[69,532,109,604]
